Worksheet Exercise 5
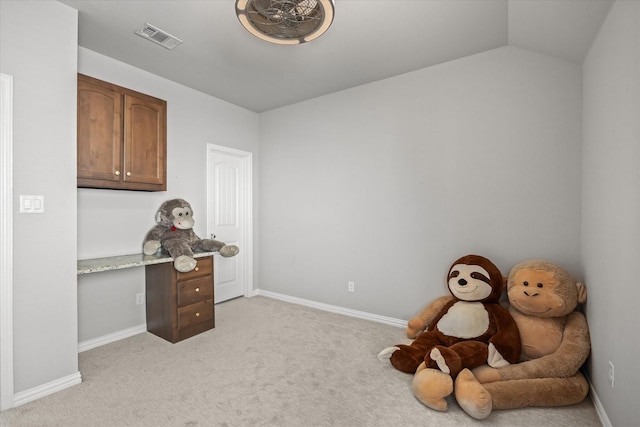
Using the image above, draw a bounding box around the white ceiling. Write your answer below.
[58,0,613,113]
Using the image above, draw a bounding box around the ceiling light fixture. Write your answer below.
[235,0,335,45]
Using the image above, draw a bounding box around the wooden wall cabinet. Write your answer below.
[77,74,167,191]
[145,256,215,343]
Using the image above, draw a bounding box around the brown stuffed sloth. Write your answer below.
[379,254,521,411]
[454,259,590,419]
[143,198,239,272]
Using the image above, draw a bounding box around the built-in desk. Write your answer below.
[77,251,217,275]
[78,252,217,343]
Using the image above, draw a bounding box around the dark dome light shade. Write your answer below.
[236,0,335,45]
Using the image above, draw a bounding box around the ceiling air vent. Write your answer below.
[135,23,183,50]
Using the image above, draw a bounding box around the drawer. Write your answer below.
[178,299,214,330]
[177,277,213,307]
[176,256,213,281]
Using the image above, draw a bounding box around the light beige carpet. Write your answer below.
[1,296,601,426]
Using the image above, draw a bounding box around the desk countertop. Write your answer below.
[77,252,216,275]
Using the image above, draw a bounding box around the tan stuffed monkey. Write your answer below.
[454,259,591,419]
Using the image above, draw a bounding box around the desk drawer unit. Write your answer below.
[145,255,215,343]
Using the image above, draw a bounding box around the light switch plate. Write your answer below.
[20,195,44,213]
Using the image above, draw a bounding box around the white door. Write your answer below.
[207,144,252,303]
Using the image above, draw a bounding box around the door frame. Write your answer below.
[1,73,14,410]
[206,143,253,299]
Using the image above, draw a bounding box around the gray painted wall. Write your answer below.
[582,1,640,426]
[0,1,79,392]
[259,46,583,321]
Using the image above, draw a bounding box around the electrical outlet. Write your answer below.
[348,281,355,292]
[136,293,145,305]
[608,361,614,388]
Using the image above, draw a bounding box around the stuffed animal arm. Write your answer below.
[377,295,455,361]
[143,222,171,255]
[405,295,454,339]
[473,308,589,383]
[487,343,510,368]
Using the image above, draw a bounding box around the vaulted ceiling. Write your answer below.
[59,0,613,112]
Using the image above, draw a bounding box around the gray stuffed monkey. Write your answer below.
[143,198,239,272]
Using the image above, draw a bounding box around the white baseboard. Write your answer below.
[76,293,405,355]
[588,377,612,427]
[12,371,81,408]
[78,324,147,353]
[253,289,407,329]
[9,325,146,409]
[6,326,147,409]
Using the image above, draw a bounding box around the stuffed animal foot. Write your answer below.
[412,368,453,411]
[454,368,492,420]
[377,346,400,360]
[487,343,510,368]
[219,244,239,257]
[377,346,423,374]
[174,255,197,272]
[143,240,161,255]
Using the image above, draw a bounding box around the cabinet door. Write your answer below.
[77,78,122,183]
[123,94,166,190]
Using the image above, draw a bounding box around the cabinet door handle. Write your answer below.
[195,287,200,293]
[114,170,120,176]
[126,171,131,177]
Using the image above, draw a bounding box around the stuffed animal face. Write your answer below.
[156,198,195,230]
[507,260,583,318]
[447,255,503,303]
[170,205,194,230]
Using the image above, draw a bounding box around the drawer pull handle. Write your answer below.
[194,267,200,272]
[195,287,200,293]
[195,312,200,317]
